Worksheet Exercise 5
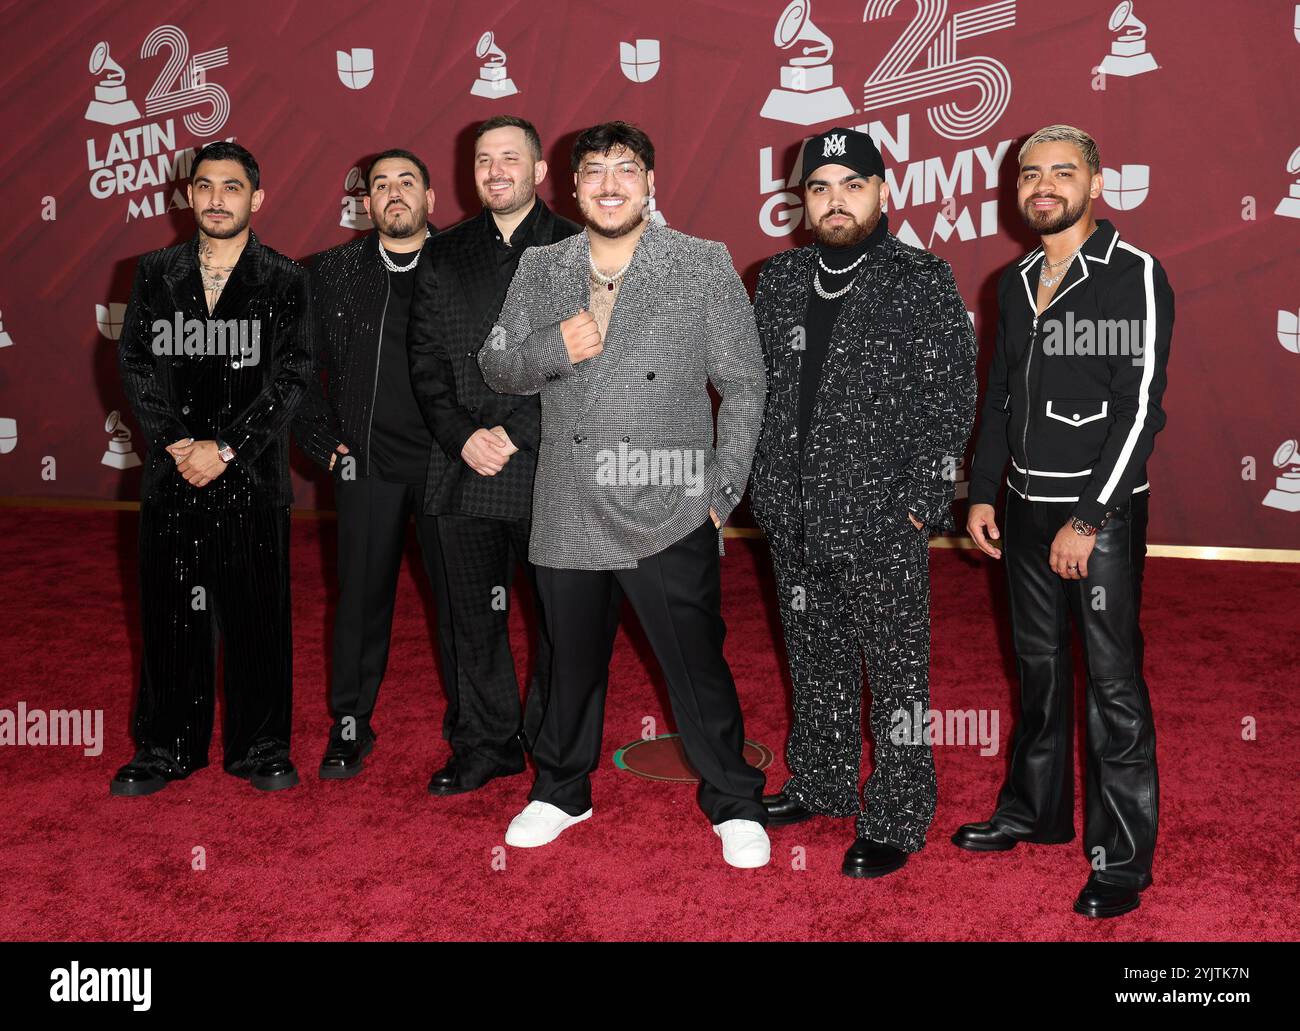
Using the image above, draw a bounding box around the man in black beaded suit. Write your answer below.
[750,128,977,878]
[111,142,313,796]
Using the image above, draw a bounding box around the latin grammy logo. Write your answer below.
[1262,439,1300,512]
[102,411,141,471]
[339,166,374,231]
[470,31,518,99]
[1274,146,1300,219]
[84,41,142,126]
[1098,1,1158,77]
[759,0,853,126]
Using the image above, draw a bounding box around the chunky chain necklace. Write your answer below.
[379,228,431,272]
[1039,224,1098,288]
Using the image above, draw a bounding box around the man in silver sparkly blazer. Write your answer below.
[478,121,771,869]
[751,127,977,879]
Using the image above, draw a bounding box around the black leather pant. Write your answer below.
[992,490,1158,889]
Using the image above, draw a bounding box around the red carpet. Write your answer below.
[1,507,1295,941]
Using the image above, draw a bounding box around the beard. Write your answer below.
[197,208,249,240]
[579,193,645,239]
[811,205,881,247]
[1019,193,1086,235]
[478,178,533,215]
[375,199,425,238]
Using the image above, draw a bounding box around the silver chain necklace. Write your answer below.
[379,228,431,272]
[1039,224,1098,288]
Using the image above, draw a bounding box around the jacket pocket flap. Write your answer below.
[1045,399,1108,426]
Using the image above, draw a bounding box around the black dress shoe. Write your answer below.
[1073,876,1142,918]
[427,755,524,796]
[249,758,299,792]
[952,820,1021,852]
[762,791,817,826]
[319,734,375,780]
[109,762,169,797]
[842,838,909,879]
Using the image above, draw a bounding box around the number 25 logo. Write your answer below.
[140,25,231,137]
[862,0,1016,141]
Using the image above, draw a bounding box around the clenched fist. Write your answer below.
[562,308,603,364]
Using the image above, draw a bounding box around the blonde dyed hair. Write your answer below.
[1018,125,1100,175]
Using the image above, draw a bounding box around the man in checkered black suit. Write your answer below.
[408,116,585,797]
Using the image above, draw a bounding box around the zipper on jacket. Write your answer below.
[365,274,392,477]
[1022,315,1037,498]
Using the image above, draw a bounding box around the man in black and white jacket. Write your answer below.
[956,125,1174,919]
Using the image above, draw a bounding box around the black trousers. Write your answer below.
[531,519,767,825]
[332,474,456,741]
[768,512,936,851]
[993,490,1158,889]
[437,513,547,776]
[133,502,292,776]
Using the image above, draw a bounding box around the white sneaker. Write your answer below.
[505,800,593,847]
[713,819,771,869]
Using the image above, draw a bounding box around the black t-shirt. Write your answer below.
[798,213,890,448]
[368,246,431,484]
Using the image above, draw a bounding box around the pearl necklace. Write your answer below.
[379,228,431,272]
[589,252,632,291]
[817,249,870,275]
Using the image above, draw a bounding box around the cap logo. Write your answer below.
[822,133,847,158]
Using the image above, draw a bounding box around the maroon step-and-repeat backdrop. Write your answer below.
[1,0,1297,549]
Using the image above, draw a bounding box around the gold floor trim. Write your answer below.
[2,496,1297,563]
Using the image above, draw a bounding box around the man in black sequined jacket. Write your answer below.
[750,128,977,878]
[111,142,313,797]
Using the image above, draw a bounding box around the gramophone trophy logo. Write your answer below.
[1274,146,1300,219]
[101,411,142,471]
[760,1,853,125]
[339,166,374,231]
[1262,439,1300,512]
[84,41,142,125]
[470,31,518,98]
[1097,1,1158,77]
